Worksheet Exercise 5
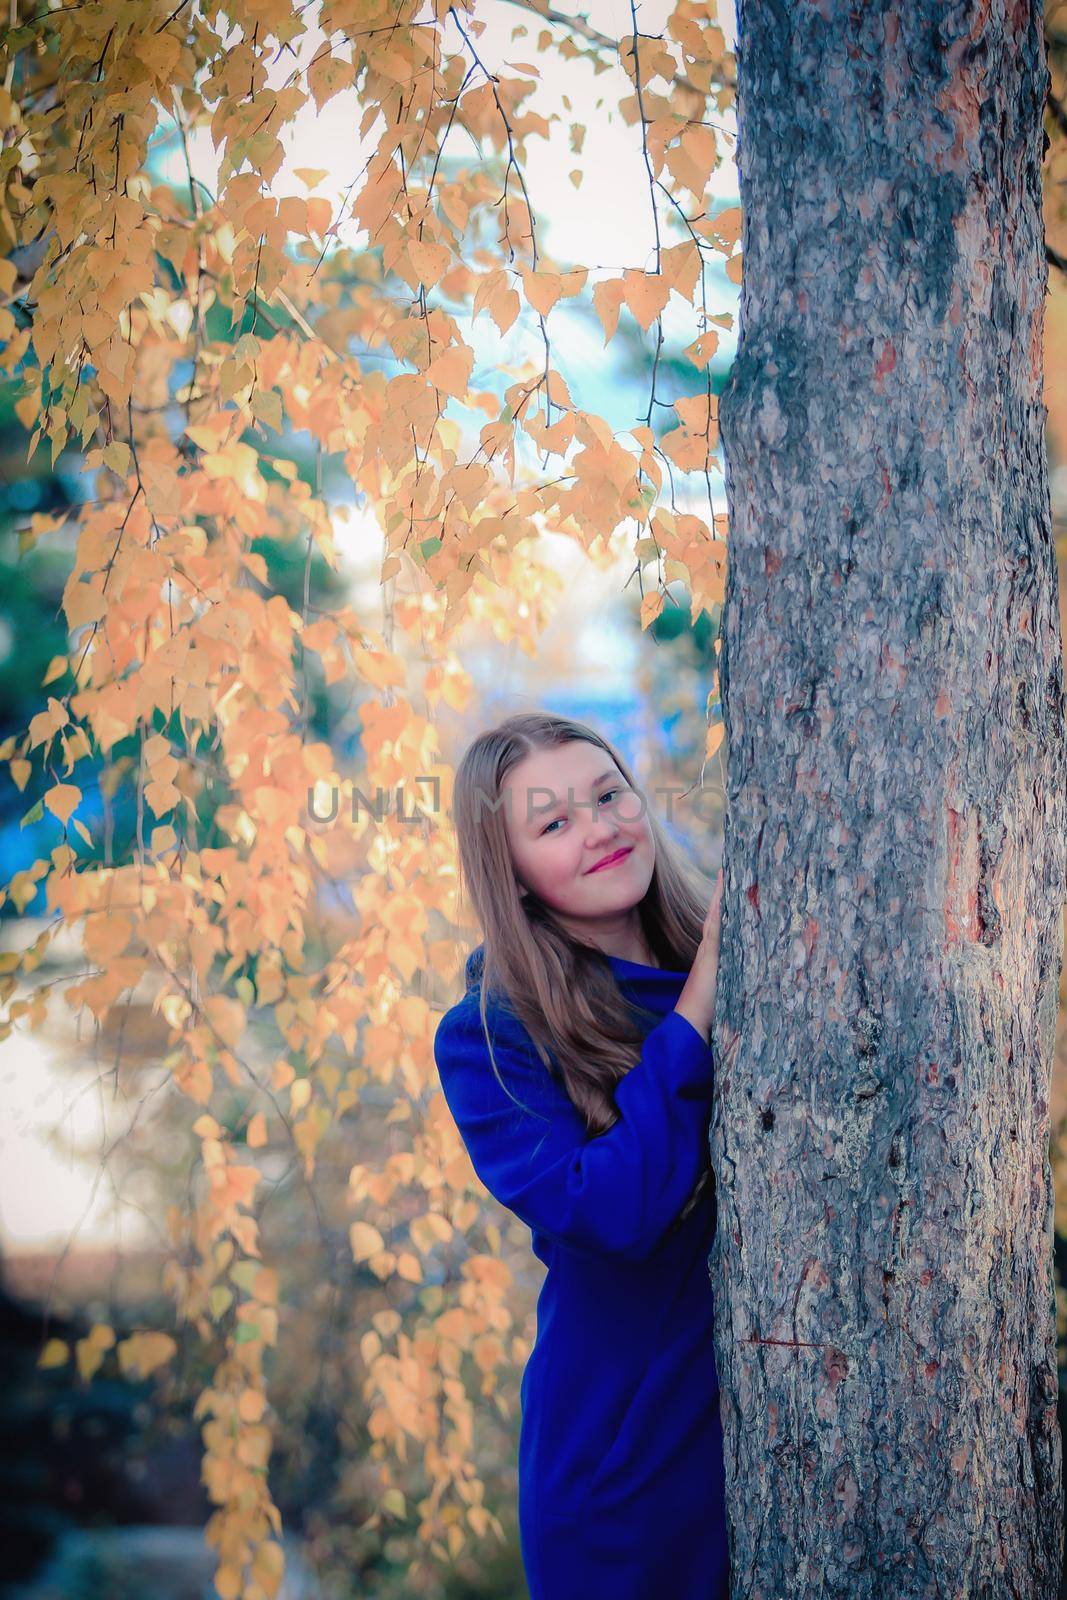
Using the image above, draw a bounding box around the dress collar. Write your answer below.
[606,953,689,979]
[464,943,688,991]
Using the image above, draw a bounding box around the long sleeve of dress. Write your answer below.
[433,997,715,1265]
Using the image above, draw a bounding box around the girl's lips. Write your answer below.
[587,846,633,873]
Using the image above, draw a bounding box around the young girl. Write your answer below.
[433,710,730,1599]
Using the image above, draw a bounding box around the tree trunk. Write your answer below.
[713,3,1066,1594]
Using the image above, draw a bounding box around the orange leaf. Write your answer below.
[622,270,671,331]
[425,344,474,398]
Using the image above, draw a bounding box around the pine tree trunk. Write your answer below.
[714,3,1066,1593]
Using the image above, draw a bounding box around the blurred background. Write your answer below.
[3,0,1067,1595]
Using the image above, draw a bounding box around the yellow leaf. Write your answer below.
[44,783,80,824]
[425,344,474,399]
[203,995,245,1048]
[246,1111,268,1148]
[271,1059,295,1091]
[102,441,132,477]
[28,698,68,749]
[201,441,266,503]
[116,1330,177,1378]
[522,268,563,316]
[592,278,625,343]
[252,1540,285,1598]
[250,388,283,433]
[85,914,132,961]
[184,420,228,452]
[307,52,356,111]
[9,759,30,791]
[210,1285,233,1317]
[350,1221,385,1263]
[64,579,107,629]
[381,1488,406,1518]
[710,204,743,247]
[38,1338,69,1369]
[42,655,68,686]
[623,269,671,331]
[161,993,191,1029]
[75,1322,115,1382]
[367,1249,395,1281]
[402,238,450,291]
[410,1212,453,1252]
[395,1251,423,1283]
[238,1387,267,1422]
[214,1564,242,1600]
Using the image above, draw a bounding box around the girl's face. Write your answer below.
[501,740,655,944]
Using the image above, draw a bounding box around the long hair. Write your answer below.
[450,710,714,1137]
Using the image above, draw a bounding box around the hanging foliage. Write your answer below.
[0,0,736,1589]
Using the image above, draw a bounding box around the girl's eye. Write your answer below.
[542,788,623,835]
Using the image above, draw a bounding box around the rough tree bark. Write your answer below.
[713,3,1066,1594]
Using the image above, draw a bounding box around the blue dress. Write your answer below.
[432,945,730,1599]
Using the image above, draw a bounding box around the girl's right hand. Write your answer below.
[674,865,723,1044]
